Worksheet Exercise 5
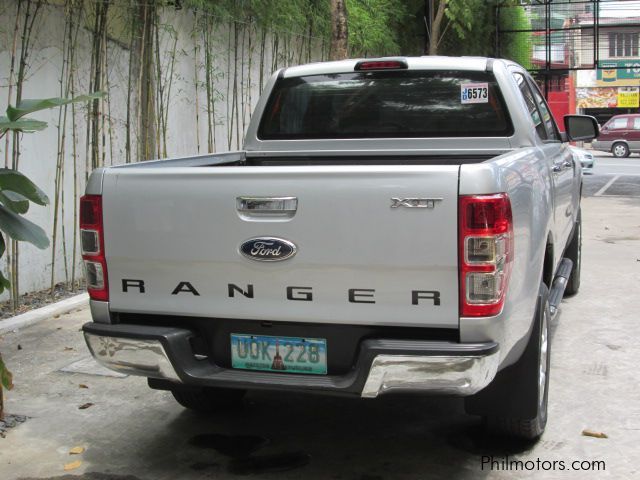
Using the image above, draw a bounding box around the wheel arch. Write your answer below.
[611,139,630,147]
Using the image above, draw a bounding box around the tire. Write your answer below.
[564,209,581,296]
[171,387,246,413]
[612,142,630,158]
[465,283,551,440]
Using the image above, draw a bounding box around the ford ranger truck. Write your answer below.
[80,57,598,439]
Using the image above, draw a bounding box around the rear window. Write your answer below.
[258,70,513,139]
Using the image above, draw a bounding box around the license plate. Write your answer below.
[230,334,327,375]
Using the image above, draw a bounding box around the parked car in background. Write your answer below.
[570,146,595,174]
[592,114,640,158]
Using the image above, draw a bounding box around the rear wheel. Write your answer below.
[564,209,581,296]
[465,283,551,440]
[612,142,630,158]
[171,387,246,413]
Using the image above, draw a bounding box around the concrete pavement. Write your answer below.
[582,152,640,197]
[0,196,639,479]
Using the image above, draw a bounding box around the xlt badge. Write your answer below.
[390,198,442,209]
[240,237,297,262]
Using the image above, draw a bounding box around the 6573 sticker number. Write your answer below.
[461,83,489,104]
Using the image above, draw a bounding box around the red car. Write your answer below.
[592,114,640,158]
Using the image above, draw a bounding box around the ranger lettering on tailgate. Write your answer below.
[121,279,441,305]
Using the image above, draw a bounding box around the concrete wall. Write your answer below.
[0,1,324,300]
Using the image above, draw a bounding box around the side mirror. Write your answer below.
[564,115,599,142]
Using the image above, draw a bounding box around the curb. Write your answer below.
[0,293,89,335]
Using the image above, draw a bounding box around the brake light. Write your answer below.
[459,194,513,317]
[354,60,408,71]
[80,195,109,301]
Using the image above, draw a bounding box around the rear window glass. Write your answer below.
[258,70,513,139]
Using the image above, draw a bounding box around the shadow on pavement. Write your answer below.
[75,391,535,479]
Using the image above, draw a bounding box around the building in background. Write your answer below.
[498,1,640,129]
[575,4,640,125]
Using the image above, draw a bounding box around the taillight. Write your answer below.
[80,195,108,301]
[459,194,513,317]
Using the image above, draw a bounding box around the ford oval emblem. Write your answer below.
[240,237,297,262]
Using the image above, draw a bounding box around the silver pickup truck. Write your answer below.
[80,57,597,439]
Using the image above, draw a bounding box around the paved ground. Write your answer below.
[583,152,640,198]
[1,195,639,479]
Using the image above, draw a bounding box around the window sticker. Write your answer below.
[461,83,489,104]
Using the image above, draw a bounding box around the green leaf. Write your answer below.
[0,269,10,295]
[0,191,29,214]
[0,205,49,249]
[0,353,13,391]
[0,235,9,292]
[2,190,30,203]
[0,169,49,206]
[6,92,105,121]
[0,116,48,133]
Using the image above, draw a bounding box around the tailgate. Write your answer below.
[103,165,460,328]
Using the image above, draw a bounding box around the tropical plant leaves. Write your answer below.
[0,205,49,249]
[0,270,10,294]
[0,191,30,215]
[0,117,48,134]
[0,233,9,294]
[0,171,49,294]
[5,93,104,121]
[0,353,13,391]
[1,93,103,139]
[0,169,49,206]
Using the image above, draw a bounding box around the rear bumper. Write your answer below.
[83,322,499,398]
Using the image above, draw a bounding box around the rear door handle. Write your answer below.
[236,196,298,219]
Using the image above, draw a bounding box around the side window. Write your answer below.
[513,73,547,140]
[633,118,640,130]
[527,79,560,141]
[610,117,629,130]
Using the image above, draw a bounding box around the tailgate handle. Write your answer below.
[237,196,298,219]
